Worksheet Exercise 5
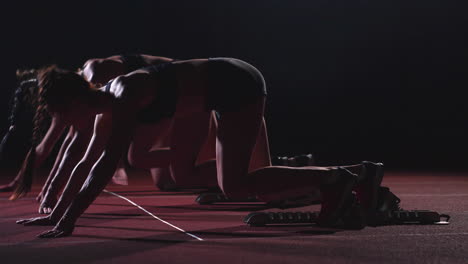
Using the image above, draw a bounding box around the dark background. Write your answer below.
[0,0,467,171]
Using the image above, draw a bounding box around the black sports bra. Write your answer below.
[105,61,179,124]
[119,54,147,72]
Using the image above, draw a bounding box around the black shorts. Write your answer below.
[137,62,178,123]
[205,58,267,113]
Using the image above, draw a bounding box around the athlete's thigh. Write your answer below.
[128,117,173,160]
[215,98,265,195]
[170,112,211,178]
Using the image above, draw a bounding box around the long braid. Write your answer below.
[10,69,51,200]
[10,65,88,200]
[31,80,51,147]
[0,70,38,152]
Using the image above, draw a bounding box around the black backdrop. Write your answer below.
[1,0,467,170]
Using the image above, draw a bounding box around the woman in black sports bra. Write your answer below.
[82,54,173,86]
[35,54,190,213]
[13,57,390,237]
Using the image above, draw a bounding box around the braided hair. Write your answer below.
[10,65,89,200]
[0,71,35,162]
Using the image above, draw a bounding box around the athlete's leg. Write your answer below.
[127,117,173,188]
[195,111,217,165]
[215,96,353,200]
[195,114,271,204]
[127,113,218,189]
[248,118,272,171]
[215,97,359,226]
[110,158,129,186]
[169,112,218,189]
[197,113,271,173]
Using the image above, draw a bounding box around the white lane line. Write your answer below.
[103,189,203,241]
[0,240,111,246]
[398,194,468,197]
[317,232,468,239]
[0,198,36,201]
[388,182,468,185]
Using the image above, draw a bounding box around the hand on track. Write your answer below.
[0,182,16,192]
[38,196,57,214]
[38,225,74,238]
[16,216,56,226]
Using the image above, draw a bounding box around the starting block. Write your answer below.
[374,210,450,225]
[244,211,319,227]
[244,210,450,227]
[196,193,258,205]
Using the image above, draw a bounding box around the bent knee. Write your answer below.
[127,148,143,168]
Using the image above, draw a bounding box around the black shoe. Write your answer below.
[370,186,451,226]
[316,167,360,228]
[272,156,289,166]
[367,186,401,226]
[155,179,178,191]
[266,189,321,209]
[288,154,315,167]
[272,154,315,167]
[354,161,384,217]
[339,194,367,230]
[195,193,228,205]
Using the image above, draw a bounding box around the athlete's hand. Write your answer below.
[0,181,17,192]
[16,216,56,226]
[38,195,57,214]
[38,224,74,238]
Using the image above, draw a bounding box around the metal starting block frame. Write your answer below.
[244,210,450,227]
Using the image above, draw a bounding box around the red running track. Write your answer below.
[0,170,467,264]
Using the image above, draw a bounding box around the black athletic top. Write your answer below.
[105,61,179,124]
[119,54,147,72]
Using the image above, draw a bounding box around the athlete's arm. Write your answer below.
[10,117,67,200]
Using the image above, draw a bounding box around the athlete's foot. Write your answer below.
[273,156,289,166]
[196,193,228,205]
[111,167,129,186]
[0,181,17,192]
[16,215,57,226]
[316,167,359,228]
[38,195,57,214]
[288,154,315,167]
[273,153,315,167]
[266,189,321,209]
[353,161,384,220]
[155,176,179,191]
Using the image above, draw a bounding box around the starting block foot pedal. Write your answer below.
[244,211,319,227]
[375,210,450,225]
[196,193,258,205]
